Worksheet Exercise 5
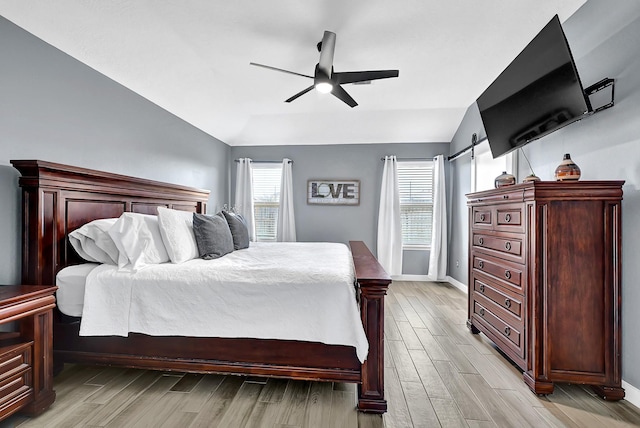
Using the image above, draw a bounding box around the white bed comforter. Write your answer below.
[79,242,369,362]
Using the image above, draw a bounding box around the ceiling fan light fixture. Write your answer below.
[315,82,333,94]
[250,30,398,107]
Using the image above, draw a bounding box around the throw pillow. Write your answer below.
[192,213,234,259]
[222,211,250,250]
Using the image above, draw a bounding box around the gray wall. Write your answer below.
[0,16,230,285]
[447,0,640,389]
[231,143,449,275]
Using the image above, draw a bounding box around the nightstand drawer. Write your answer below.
[0,340,34,417]
[0,341,32,383]
[0,367,32,414]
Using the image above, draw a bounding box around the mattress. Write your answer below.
[55,263,100,317]
[58,242,369,362]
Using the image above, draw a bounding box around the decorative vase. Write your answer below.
[494,171,516,188]
[554,153,581,181]
[522,174,541,182]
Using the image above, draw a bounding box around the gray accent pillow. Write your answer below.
[192,213,234,260]
[222,211,250,250]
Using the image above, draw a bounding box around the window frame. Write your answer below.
[471,141,516,192]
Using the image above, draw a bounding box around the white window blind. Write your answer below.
[252,163,282,242]
[397,161,434,247]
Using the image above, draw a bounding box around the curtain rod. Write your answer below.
[447,133,487,161]
[380,157,435,161]
[234,159,292,164]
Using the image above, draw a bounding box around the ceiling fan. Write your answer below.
[250,31,399,108]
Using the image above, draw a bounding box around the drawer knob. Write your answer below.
[505,270,512,280]
[505,241,512,251]
[478,237,484,245]
[480,214,485,221]
[479,284,485,293]
[503,195,509,199]
[504,326,511,336]
[478,260,484,269]
[505,298,512,308]
[505,213,511,223]
[479,308,485,317]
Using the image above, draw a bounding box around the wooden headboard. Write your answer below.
[11,160,210,286]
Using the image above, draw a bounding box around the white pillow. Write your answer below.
[157,207,199,264]
[107,213,169,272]
[69,218,119,264]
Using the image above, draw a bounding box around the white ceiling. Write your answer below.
[0,0,587,146]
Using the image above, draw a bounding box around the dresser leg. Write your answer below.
[467,319,480,334]
[523,371,554,396]
[592,385,625,401]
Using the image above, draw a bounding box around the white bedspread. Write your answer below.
[79,242,369,362]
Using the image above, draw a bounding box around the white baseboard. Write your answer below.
[392,274,430,281]
[623,380,640,409]
[446,276,468,294]
[392,274,468,295]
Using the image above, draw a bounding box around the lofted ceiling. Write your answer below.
[0,1,587,146]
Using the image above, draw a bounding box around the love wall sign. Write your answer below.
[307,180,360,206]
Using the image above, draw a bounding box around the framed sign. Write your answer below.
[307,179,360,206]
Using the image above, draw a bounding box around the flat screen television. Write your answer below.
[477,15,592,159]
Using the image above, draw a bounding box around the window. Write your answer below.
[472,141,514,192]
[397,161,434,248]
[252,163,282,241]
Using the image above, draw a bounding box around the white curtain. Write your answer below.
[277,158,296,242]
[428,154,448,281]
[234,158,256,241]
[377,155,403,276]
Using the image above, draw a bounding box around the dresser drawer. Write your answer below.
[472,299,524,360]
[472,254,524,293]
[471,203,525,234]
[471,207,492,229]
[472,233,524,263]
[495,203,525,233]
[472,275,523,320]
[467,187,525,205]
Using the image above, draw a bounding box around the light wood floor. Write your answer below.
[3,281,640,427]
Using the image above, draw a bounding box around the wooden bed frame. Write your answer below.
[11,159,391,413]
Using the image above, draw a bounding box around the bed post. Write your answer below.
[349,241,391,413]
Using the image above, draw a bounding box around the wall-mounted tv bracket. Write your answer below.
[584,77,615,114]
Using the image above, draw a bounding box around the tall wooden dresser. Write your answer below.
[466,181,624,400]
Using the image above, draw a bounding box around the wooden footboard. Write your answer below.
[12,160,391,413]
[350,241,391,412]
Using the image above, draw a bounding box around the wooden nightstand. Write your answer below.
[0,285,57,421]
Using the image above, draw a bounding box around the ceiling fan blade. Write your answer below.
[331,84,358,108]
[333,70,399,85]
[318,31,336,77]
[250,62,313,79]
[285,85,315,103]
